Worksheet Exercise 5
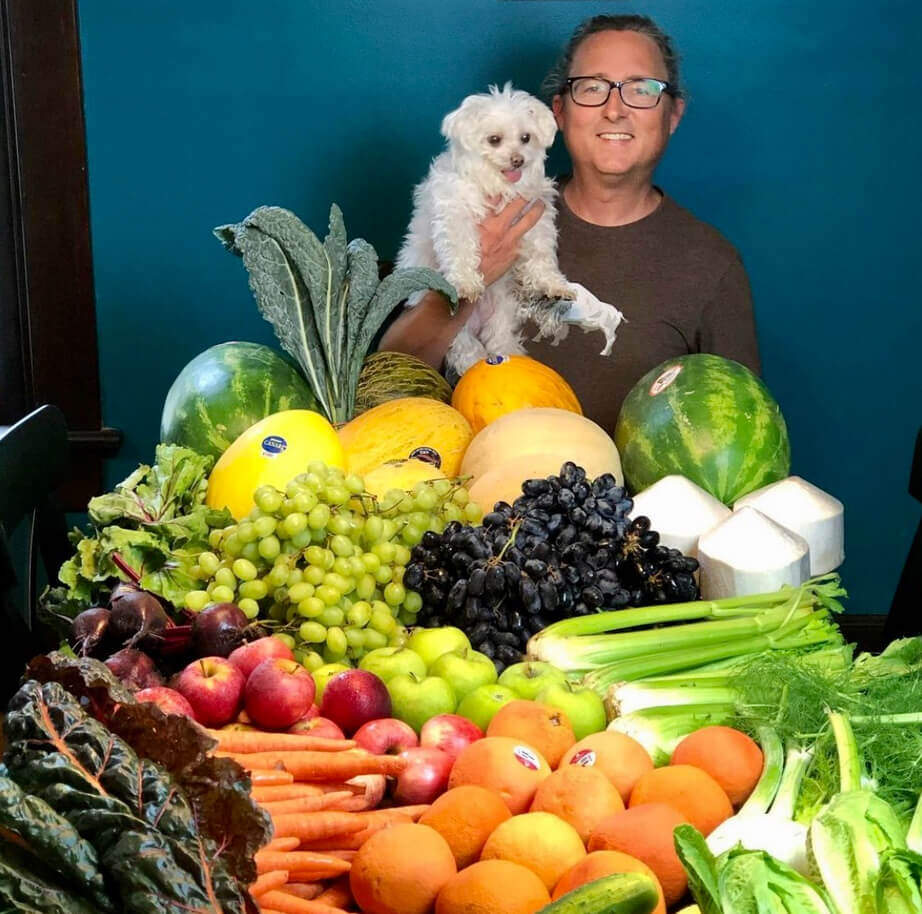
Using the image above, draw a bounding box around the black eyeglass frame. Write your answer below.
[562,76,675,108]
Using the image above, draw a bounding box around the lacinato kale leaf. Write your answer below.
[4,680,247,914]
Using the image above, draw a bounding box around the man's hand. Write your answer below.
[478,197,546,288]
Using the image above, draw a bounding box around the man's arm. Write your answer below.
[697,256,761,375]
[377,198,546,369]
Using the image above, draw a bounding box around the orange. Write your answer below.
[436,859,550,914]
[671,725,764,807]
[481,811,587,891]
[552,851,666,913]
[588,803,689,907]
[419,785,512,869]
[559,730,654,802]
[529,765,624,843]
[448,736,551,814]
[629,764,733,837]
[486,700,576,768]
[350,822,456,914]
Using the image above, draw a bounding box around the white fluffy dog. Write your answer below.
[396,83,574,378]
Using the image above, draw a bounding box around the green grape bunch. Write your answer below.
[182,462,482,671]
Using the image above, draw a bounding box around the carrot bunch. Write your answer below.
[208,727,430,912]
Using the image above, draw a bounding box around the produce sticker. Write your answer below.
[409,446,442,469]
[569,748,597,767]
[513,745,541,770]
[649,363,683,396]
[260,435,288,457]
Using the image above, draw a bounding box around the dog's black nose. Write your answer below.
[510,154,524,169]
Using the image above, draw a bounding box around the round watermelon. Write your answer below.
[160,342,320,461]
[354,351,453,415]
[614,354,790,505]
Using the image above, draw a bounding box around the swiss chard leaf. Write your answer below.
[0,776,113,911]
[4,679,255,913]
[0,840,101,914]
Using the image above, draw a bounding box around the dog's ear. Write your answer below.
[441,95,487,151]
[528,100,559,149]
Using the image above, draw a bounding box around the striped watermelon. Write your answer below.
[160,342,319,461]
[614,354,790,505]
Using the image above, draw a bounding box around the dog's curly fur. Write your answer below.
[396,83,573,378]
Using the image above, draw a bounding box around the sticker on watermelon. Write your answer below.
[569,748,597,767]
[261,435,288,457]
[513,745,541,770]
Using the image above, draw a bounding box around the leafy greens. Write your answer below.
[214,204,458,423]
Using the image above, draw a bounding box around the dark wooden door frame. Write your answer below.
[0,0,120,508]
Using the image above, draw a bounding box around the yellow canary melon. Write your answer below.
[452,354,582,433]
[206,409,344,519]
[460,408,623,486]
[338,397,473,477]
[361,458,446,500]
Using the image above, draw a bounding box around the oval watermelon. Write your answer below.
[614,354,790,505]
[160,342,320,461]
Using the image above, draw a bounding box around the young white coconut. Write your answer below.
[734,476,844,575]
[697,507,811,600]
[629,474,730,558]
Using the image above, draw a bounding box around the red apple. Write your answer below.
[175,656,245,727]
[354,718,419,755]
[228,636,295,680]
[135,686,196,719]
[320,670,391,736]
[392,747,453,804]
[419,713,484,761]
[245,658,316,729]
[288,716,345,740]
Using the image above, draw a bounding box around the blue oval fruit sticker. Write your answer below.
[486,354,509,366]
[261,435,288,457]
[514,745,541,770]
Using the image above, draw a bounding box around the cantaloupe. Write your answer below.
[337,397,473,477]
[460,408,623,490]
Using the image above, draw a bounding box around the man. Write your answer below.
[380,14,759,429]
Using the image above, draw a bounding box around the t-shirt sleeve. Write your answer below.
[697,255,762,375]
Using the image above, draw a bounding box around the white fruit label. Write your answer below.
[513,745,540,770]
[569,748,597,767]
[261,435,288,457]
[649,364,682,396]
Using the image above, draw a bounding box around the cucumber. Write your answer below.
[537,873,660,914]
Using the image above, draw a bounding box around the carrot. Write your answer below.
[254,851,351,878]
[248,870,289,898]
[355,804,430,824]
[259,837,301,854]
[250,768,295,786]
[314,876,353,908]
[208,729,355,753]
[228,749,407,781]
[260,791,354,815]
[258,890,350,914]
[279,883,323,900]
[268,811,366,842]
[252,784,325,803]
[317,850,355,862]
[297,814,414,851]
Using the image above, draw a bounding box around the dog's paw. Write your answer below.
[445,271,485,302]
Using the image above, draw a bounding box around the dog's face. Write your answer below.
[441,83,557,186]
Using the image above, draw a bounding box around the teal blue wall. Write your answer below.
[77,0,921,616]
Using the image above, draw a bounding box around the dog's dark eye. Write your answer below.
[521,133,531,144]
[487,135,502,146]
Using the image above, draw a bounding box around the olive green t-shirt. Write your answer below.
[526,190,761,434]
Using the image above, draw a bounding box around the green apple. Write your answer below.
[429,648,497,702]
[311,662,350,702]
[359,647,426,683]
[405,626,472,670]
[498,661,568,701]
[387,673,457,733]
[536,681,607,741]
[456,683,518,732]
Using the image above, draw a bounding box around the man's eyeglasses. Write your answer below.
[563,77,674,109]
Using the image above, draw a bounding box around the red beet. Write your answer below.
[105,648,163,691]
[191,603,247,657]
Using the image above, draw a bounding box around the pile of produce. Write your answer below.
[32,200,922,914]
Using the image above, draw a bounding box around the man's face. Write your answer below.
[552,30,685,185]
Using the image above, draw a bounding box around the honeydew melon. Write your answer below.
[697,506,810,600]
[629,475,731,558]
[733,476,844,575]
